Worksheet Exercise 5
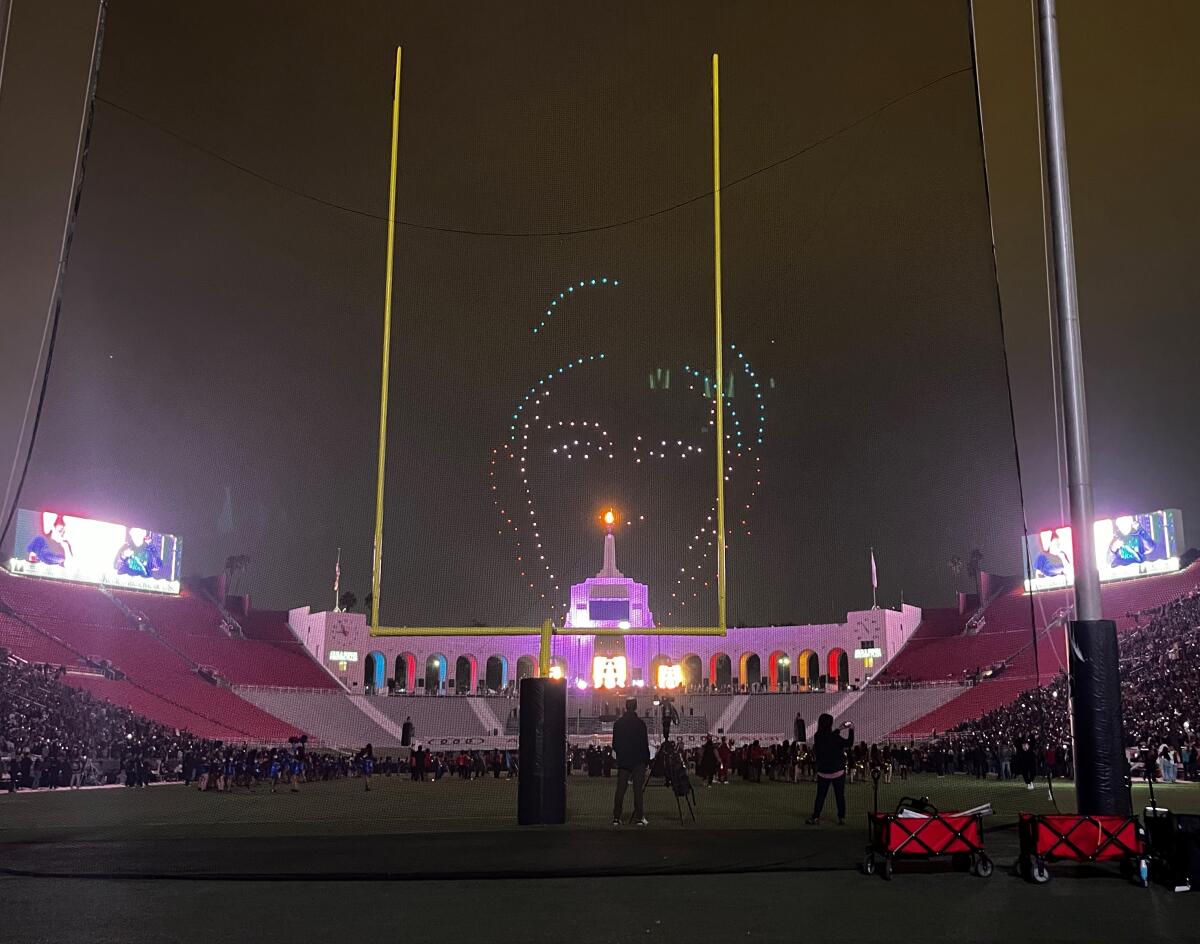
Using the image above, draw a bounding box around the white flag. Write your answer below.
[870,549,878,589]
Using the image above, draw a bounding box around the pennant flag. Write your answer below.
[870,548,878,589]
[334,548,341,593]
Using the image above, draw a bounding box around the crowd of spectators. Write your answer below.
[2,654,523,792]
[944,586,1200,781]
[660,736,1016,785]
[1,656,223,790]
[171,743,517,791]
[876,673,986,690]
[405,746,516,780]
[8,584,1200,795]
[384,679,867,698]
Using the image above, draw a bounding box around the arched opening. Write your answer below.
[454,654,478,693]
[680,653,703,690]
[649,654,672,689]
[485,655,508,692]
[424,653,447,693]
[364,651,385,692]
[516,655,537,681]
[828,648,849,691]
[709,652,732,690]
[394,652,417,691]
[768,650,790,691]
[738,652,761,689]
[798,649,819,690]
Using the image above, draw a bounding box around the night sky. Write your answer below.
[1,1,1196,626]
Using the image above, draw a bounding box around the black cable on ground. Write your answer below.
[0,861,861,883]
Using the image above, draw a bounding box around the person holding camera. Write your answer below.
[660,697,680,743]
[612,698,650,826]
[805,713,854,825]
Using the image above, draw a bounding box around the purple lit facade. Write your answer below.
[563,522,654,630]
[291,528,921,694]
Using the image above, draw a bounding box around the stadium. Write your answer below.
[3,1,1199,941]
[4,506,1199,755]
[8,507,1194,742]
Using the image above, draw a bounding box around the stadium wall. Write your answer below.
[287,604,922,694]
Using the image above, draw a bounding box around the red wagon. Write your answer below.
[1017,813,1148,885]
[863,810,993,880]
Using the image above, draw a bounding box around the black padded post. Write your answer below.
[1068,619,1130,815]
[517,677,566,825]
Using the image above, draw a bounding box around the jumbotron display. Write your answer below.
[6,509,182,594]
[1024,508,1184,592]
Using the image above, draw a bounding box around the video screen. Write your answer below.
[6,509,182,594]
[1025,508,1184,592]
[588,599,631,622]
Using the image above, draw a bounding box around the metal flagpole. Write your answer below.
[333,547,341,611]
[1036,0,1100,622]
[1034,0,1126,815]
[870,547,878,610]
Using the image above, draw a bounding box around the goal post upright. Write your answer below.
[370,45,402,635]
[711,51,728,636]
[370,49,729,642]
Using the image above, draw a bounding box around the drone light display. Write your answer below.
[488,275,768,623]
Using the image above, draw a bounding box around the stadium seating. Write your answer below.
[889,677,1030,739]
[234,690,499,749]
[498,689,965,745]
[0,571,125,626]
[372,696,492,741]
[838,687,964,742]
[234,687,399,748]
[5,559,1197,750]
[0,612,80,665]
[726,692,839,735]
[718,689,965,744]
[872,601,1031,687]
[110,589,339,689]
[62,672,253,740]
[0,571,302,741]
[240,609,300,642]
[882,562,1200,736]
[36,613,301,741]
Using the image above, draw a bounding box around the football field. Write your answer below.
[2,772,1196,844]
[3,773,1197,944]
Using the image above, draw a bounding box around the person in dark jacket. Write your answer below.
[972,743,989,780]
[1014,739,1037,790]
[699,736,719,786]
[805,713,853,825]
[660,697,680,742]
[612,698,650,825]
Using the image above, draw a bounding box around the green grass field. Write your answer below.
[2,773,1195,844]
[3,773,1196,944]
